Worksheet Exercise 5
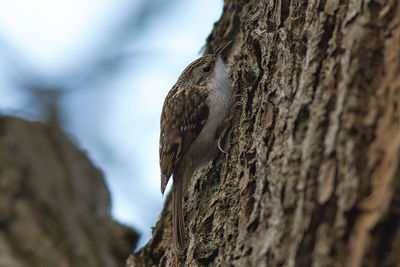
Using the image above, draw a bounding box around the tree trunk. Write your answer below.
[127,0,400,266]
[0,117,138,267]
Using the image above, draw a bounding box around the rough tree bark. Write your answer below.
[127,0,400,266]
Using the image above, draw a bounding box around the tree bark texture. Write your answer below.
[128,0,400,266]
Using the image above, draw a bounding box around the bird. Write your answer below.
[159,41,233,260]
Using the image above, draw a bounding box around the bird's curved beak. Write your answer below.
[214,41,232,58]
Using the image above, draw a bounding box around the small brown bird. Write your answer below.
[159,42,232,258]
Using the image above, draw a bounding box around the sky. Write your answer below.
[0,0,223,248]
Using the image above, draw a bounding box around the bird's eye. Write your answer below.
[202,66,211,72]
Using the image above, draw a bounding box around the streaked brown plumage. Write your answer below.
[159,42,232,261]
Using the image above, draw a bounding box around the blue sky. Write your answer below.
[0,0,223,248]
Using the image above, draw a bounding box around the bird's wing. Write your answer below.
[159,85,209,194]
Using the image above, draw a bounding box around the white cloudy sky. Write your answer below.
[0,0,223,248]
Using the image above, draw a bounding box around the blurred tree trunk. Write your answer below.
[127,0,400,266]
[0,117,138,267]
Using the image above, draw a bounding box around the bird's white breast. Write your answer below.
[186,57,233,168]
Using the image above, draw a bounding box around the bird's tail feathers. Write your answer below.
[172,177,185,261]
